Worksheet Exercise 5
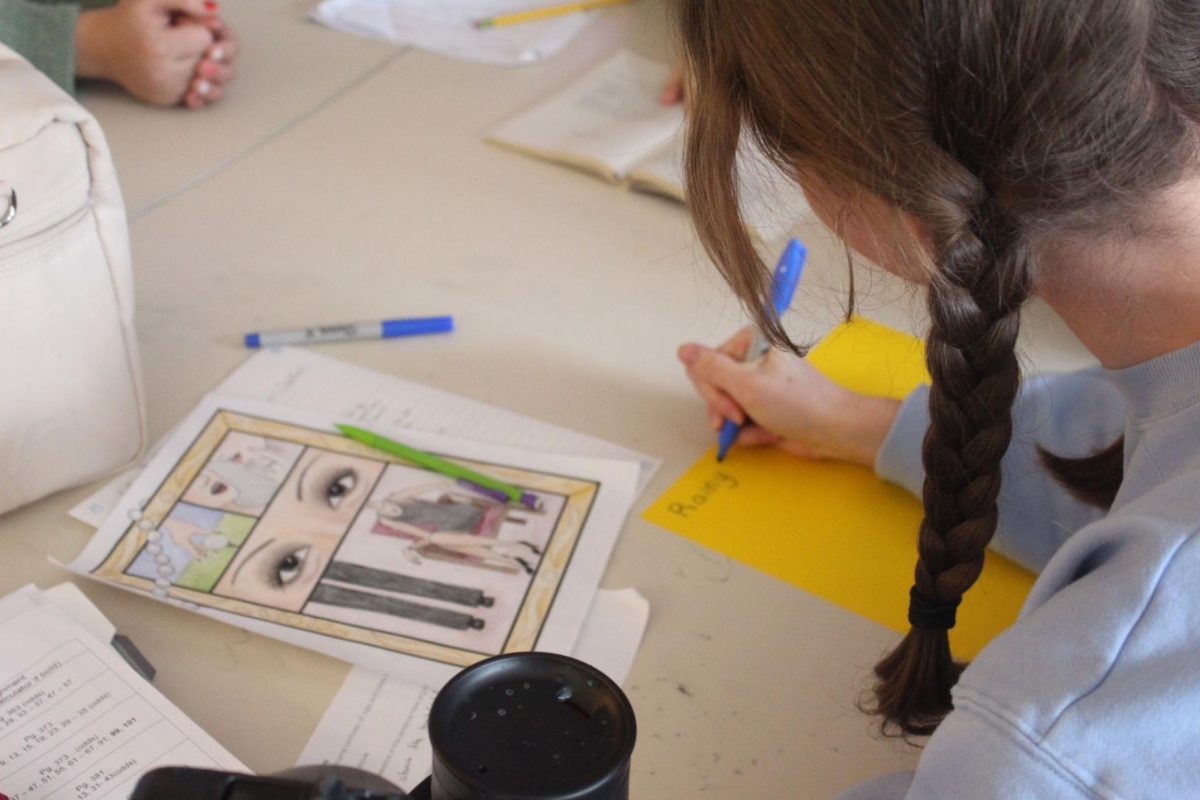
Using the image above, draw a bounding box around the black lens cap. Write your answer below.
[427,652,635,800]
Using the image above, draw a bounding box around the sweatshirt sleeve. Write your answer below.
[0,0,81,93]
[899,708,1092,799]
[874,368,1125,573]
[835,709,1096,799]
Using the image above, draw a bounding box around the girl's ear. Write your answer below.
[895,211,936,284]
[795,164,934,283]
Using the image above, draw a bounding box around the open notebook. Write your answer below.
[486,50,811,241]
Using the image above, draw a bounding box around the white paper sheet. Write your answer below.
[569,587,648,684]
[41,583,117,644]
[0,586,245,800]
[70,348,658,529]
[67,394,641,690]
[311,0,599,66]
[295,587,647,791]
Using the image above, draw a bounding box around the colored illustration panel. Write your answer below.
[212,447,386,611]
[182,431,302,516]
[303,465,566,655]
[127,503,255,592]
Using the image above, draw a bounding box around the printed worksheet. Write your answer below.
[0,587,243,800]
[67,395,640,689]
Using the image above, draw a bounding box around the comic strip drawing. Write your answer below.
[88,410,601,668]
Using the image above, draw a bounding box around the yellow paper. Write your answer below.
[644,318,1035,657]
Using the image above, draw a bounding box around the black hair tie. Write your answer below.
[907,586,961,630]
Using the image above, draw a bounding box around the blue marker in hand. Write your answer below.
[716,238,807,461]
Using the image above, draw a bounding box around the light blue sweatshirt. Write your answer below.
[838,339,1200,800]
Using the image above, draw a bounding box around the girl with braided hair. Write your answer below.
[674,1,1200,797]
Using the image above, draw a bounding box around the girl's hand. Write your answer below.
[677,328,901,467]
[75,0,218,107]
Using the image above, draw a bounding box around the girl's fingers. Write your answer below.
[717,327,756,360]
[688,372,742,423]
[736,426,780,448]
[681,343,750,398]
[703,385,744,426]
[679,343,750,422]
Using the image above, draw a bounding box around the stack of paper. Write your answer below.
[59,349,655,790]
[0,585,244,800]
[66,350,656,689]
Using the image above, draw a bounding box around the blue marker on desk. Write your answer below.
[244,316,453,348]
[716,238,807,461]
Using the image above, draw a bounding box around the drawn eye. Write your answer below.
[324,470,357,508]
[273,546,311,587]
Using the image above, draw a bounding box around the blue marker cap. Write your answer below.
[382,316,454,337]
[244,333,261,348]
[769,238,807,316]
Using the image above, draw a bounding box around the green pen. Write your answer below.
[336,424,542,510]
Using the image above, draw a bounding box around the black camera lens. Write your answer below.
[425,652,636,800]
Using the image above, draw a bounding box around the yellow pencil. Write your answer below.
[474,0,632,29]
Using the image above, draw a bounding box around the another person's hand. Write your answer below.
[677,328,901,466]
[660,62,685,106]
[183,15,239,108]
[74,0,236,108]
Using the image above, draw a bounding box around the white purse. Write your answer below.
[0,44,146,515]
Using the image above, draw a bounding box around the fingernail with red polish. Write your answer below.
[204,0,218,11]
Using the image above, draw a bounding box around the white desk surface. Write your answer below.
[0,1,1094,797]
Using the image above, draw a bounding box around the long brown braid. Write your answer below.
[676,0,1200,735]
